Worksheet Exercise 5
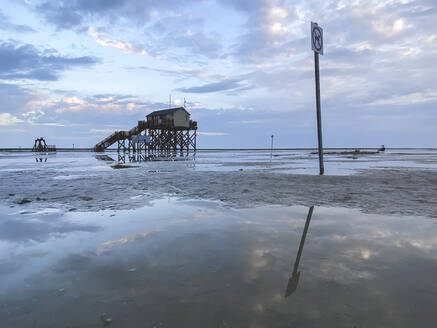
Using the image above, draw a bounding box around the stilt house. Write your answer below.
[146,107,191,128]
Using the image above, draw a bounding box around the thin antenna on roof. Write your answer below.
[183,97,186,108]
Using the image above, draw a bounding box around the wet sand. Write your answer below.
[1,151,437,218]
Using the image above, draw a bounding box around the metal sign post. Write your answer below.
[311,22,324,175]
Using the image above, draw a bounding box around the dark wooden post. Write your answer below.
[314,52,324,175]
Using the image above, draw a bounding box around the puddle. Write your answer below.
[0,199,436,327]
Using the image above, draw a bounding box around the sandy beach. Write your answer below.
[1,150,437,327]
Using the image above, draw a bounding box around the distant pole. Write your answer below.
[169,94,171,109]
[311,22,324,175]
[270,134,274,159]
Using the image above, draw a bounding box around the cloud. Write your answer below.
[0,84,179,147]
[54,96,135,113]
[43,93,167,118]
[219,0,265,13]
[0,82,159,128]
[127,65,227,84]
[36,1,222,59]
[176,78,249,94]
[37,1,84,30]
[0,82,39,115]
[89,128,118,134]
[92,93,137,102]
[149,15,222,59]
[0,42,99,81]
[88,27,161,58]
[242,120,261,124]
[368,90,437,106]
[0,113,24,126]
[229,3,299,63]
[36,0,191,30]
[0,10,35,33]
[197,132,229,136]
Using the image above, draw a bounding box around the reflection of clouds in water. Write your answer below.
[97,229,164,254]
[243,218,304,230]
[318,261,376,283]
[254,248,269,257]
[372,229,393,238]
[96,208,225,254]
[374,230,436,254]
[271,292,283,303]
[313,208,437,257]
[252,249,270,269]
[331,233,348,241]
[0,200,435,326]
[52,174,89,180]
[95,206,227,256]
[345,248,376,260]
[359,224,437,255]
[253,303,264,313]
[0,215,100,243]
[237,204,437,321]
[245,246,277,281]
[173,209,222,223]
[0,250,50,275]
[394,238,437,255]
[407,239,436,252]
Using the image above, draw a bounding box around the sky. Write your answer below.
[0,0,436,148]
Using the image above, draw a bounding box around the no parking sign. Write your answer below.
[311,22,323,55]
[311,21,324,175]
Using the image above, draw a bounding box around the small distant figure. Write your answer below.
[378,145,386,152]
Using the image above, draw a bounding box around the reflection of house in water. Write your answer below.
[35,157,48,162]
[95,154,115,162]
[116,152,196,168]
[285,206,314,297]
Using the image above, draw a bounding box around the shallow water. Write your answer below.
[1,198,436,327]
[1,148,437,176]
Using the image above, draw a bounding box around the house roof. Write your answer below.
[146,107,190,117]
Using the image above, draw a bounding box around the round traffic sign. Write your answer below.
[312,26,323,52]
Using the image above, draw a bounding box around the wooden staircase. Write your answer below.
[93,121,145,152]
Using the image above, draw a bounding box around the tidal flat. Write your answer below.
[1,150,436,327]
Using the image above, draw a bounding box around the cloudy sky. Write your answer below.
[0,0,436,148]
